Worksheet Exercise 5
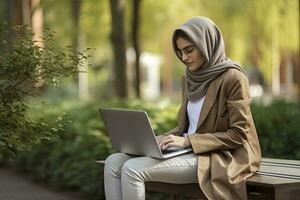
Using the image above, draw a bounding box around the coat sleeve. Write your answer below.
[188,70,252,154]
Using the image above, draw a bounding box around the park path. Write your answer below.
[0,167,86,200]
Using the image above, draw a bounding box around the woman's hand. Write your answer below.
[156,134,190,150]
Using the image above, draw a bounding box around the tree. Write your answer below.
[132,0,142,98]
[31,0,44,45]
[109,0,128,99]
[0,23,89,161]
[4,0,23,25]
[71,0,81,49]
[71,0,89,100]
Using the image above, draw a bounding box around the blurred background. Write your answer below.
[1,0,299,101]
[0,0,299,200]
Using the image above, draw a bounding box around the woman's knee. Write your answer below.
[105,153,132,175]
[121,157,155,182]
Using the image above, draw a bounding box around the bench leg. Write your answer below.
[170,194,181,200]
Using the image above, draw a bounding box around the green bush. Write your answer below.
[13,98,179,199]
[11,98,300,199]
[252,99,300,160]
[0,22,89,161]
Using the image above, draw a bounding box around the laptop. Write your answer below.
[98,108,192,159]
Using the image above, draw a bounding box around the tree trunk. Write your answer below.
[3,0,23,43]
[9,0,23,25]
[271,14,280,95]
[22,0,31,25]
[71,0,89,100]
[132,0,141,98]
[109,0,128,99]
[3,0,11,22]
[31,0,43,46]
[71,0,81,49]
[294,52,300,109]
[30,0,44,88]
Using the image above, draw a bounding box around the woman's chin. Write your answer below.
[188,65,198,72]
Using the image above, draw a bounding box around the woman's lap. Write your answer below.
[105,152,198,184]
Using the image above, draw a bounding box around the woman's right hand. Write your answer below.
[157,134,191,150]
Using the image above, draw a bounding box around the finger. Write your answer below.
[163,138,174,147]
[159,137,172,144]
[163,137,174,144]
[158,138,165,147]
[162,142,173,150]
[160,140,171,149]
[159,140,164,149]
[159,138,173,149]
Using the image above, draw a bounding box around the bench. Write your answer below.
[96,158,300,200]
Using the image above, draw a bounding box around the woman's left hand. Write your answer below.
[158,134,191,150]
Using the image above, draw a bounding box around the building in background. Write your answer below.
[127,48,162,100]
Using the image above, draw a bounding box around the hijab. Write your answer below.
[172,16,247,101]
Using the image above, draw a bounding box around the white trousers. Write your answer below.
[104,152,198,200]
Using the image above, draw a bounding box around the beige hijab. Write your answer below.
[172,16,247,101]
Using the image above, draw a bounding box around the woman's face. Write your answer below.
[175,36,204,71]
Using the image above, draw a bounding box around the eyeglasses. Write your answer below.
[175,45,196,59]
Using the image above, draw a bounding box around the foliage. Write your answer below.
[0,22,89,161]
[13,98,178,200]
[252,99,300,160]
[10,98,300,199]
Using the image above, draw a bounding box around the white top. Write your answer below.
[186,96,206,135]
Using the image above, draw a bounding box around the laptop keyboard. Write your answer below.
[162,147,186,154]
[162,149,178,154]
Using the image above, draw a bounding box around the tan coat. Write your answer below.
[169,69,261,200]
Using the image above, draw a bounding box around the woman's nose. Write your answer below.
[182,53,189,62]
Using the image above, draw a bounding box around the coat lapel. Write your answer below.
[178,73,225,134]
[178,96,188,134]
[196,73,225,130]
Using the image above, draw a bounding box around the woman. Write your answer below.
[104,16,261,200]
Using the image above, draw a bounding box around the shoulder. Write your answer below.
[223,68,248,83]
[222,68,250,97]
